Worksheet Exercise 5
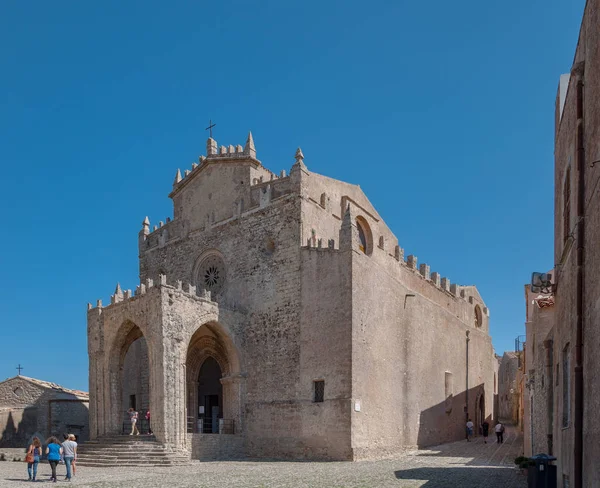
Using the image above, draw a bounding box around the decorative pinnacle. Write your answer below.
[174,169,182,185]
[244,131,256,157]
[142,216,150,229]
[114,283,123,295]
[295,147,304,163]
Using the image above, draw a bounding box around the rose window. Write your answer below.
[197,254,225,294]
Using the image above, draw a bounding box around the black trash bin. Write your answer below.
[528,453,557,488]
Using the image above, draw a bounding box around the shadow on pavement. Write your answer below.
[394,466,521,488]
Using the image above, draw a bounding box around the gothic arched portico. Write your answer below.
[185,322,243,436]
[106,321,152,436]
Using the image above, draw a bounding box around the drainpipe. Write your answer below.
[573,63,585,488]
[465,330,470,436]
[543,339,554,455]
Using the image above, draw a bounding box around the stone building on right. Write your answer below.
[525,1,600,485]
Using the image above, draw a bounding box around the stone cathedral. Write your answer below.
[87,133,497,461]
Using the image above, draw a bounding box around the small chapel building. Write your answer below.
[87,134,496,460]
[0,375,89,451]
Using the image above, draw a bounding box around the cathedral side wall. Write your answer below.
[350,250,494,458]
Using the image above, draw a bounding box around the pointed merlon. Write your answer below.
[295,147,304,163]
[174,169,182,185]
[244,131,256,157]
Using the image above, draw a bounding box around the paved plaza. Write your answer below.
[0,427,526,488]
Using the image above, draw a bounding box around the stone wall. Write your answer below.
[187,434,245,460]
[498,353,520,423]
[523,288,555,457]
[553,0,600,484]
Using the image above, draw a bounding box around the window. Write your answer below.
[313,380,324,403]
[320,192,327,208]
[358,224,367,253]
[562,344,571,427]
[474,306,483,328]
[355,216,372,255]
[444,372,453,413]
[195,252,226,295]
[563,168,571,243]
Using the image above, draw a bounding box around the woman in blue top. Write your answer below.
[45,436,63,483]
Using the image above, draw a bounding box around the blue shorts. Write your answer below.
[467,428,473,436]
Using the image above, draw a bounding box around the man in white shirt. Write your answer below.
[61,434,77,481]
[466,419,474,441]
[495,421,505,444]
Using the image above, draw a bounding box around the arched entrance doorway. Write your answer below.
[109,322,151,435]
[197,357,223,433]
[185,322,242,435]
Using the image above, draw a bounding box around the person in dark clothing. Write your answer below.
[482,421,490,443]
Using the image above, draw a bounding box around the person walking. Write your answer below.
[61,433,77,481]
[466,418,474,442]
[25,436,42,481]
[69,434,78,477]
[495,421,504,444]
[145,410,152,435]
[128,407,140,435]
[45,436,63,483]
[482,420,490,444]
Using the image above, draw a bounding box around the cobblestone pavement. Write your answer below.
[0,426,526,488]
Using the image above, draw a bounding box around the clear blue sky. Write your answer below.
[0,0,586,391]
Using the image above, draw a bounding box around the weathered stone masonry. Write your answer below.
[88,133,496,460]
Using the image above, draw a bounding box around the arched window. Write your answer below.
[474,305,483,328]
[355,217,372,255]
[358,225,367,253]
[563,168,571,243]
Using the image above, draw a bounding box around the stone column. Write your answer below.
[220,374,246,434]
[154,338,188,451]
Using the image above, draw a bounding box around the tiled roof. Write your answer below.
[1,376,88,399]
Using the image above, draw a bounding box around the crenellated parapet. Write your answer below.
[87,274,215,313]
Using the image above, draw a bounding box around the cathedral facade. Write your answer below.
[87,133,496,460]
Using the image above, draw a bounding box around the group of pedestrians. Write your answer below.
[465,419,506,443]
[128,408,151,435]
[25,433,78,482]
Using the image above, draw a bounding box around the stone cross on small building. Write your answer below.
[16,364,23,375]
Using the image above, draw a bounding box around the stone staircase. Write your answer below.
[76,435,190,467]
